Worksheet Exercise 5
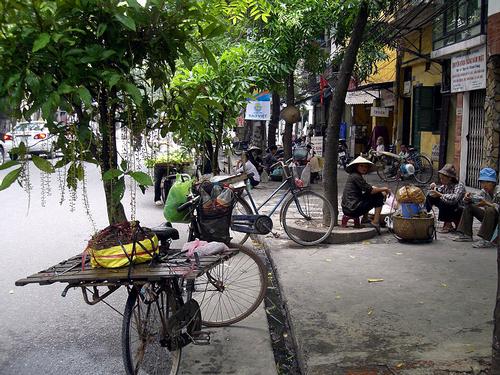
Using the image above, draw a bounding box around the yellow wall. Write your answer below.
[363,48,397,85]
[399,24,442,158]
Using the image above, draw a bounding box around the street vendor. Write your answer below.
[341,156,391,233]
[236,152,260,187]
[453,167,500,248]
[425,164,465,233]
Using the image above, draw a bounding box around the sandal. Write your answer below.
[438,223,455,233]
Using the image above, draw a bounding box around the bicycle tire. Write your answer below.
[122,287,182,375]
[192,244,267,327]
[376,158,399,183]
[280,190,335,246]
[230,195,253,245]
[413,154,434,184]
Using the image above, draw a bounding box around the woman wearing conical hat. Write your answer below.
[341,156,391,233]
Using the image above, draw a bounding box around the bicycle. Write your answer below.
[214,159,335,246]
[369,148,434,184]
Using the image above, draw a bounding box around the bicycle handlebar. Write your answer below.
[269,158,293,170]
[177,195,200,212]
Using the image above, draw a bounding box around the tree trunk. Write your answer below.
[283,72,295,160]
[98,87,127,225]
[323,0,369,225]
[268,91,280,148]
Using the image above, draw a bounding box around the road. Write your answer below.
[0,161,275,375]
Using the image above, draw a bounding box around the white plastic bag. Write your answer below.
[301,164,311,187]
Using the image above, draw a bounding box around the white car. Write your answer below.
[4,121,57,159]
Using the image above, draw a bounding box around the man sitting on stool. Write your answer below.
[341,156,391,234]
[453,167,500,248]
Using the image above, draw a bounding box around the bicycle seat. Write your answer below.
[151,222,180,242]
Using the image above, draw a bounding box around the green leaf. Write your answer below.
[112,177,126,203]
[96,24,107,37]
[103,168,123,181]
[129,171,153,186]
[115,14,136,31]
[123,83,142,105]
[197,98,224,111]
[32,155,55,173]
[0,167,22,191]
[107,73,121,88]
[0,160,20,170]
[120,159,128,171]
[126,0,141,9]
[76,163,84,181]
[58,83,73,94]
[202,45,218,69]
[77,86,92,106]
[32,33,50,52]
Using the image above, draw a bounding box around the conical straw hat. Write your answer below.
[345,156,375,174]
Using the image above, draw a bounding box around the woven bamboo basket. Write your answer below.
[392,214,435,241]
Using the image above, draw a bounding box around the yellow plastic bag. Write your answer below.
[87,221,159,269]
[89,236,158,268]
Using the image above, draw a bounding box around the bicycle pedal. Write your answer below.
[191,331,211,346]
[272,231,280,238]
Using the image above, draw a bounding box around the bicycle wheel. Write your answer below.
[192,244,267,327]
[230,195,253,245]
[280,190,334,246]
[122,287,182,375]
[376,158,399,182]
[413,154,434,184]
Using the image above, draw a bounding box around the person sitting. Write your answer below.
[453,167,500,248]
[247,145,264,175]
[263,145,279,173]
[236,152,260,187]
[425,164,465,233]
[341,156,391,233]
[375,136,385,154]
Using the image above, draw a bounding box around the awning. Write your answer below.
[345,90,379,105]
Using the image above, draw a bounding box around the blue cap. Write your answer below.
[478,167,497,182]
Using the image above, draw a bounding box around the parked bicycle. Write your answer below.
[204,159,335,246]
[369,147,434,184]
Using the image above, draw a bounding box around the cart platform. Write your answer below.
[15,250,237,287]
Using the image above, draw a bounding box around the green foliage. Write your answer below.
[144,150,194,168]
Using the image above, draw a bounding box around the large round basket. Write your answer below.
[392,214,435,242]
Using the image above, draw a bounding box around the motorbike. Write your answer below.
[338,139,351,170]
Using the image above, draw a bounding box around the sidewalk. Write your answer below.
[251,179,495,374]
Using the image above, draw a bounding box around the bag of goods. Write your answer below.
[86,221,158,269]
[396,185,426,204]
[164,174,193,223]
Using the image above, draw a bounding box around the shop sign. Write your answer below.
[451,46,486,93]
[370,107,390,117]
[310,136,323,157]
[245,101,271,120]
[380,89,395,107]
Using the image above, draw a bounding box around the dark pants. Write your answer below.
[249,176,260,187]
[425,196,462,223]
[457,204,498,240]
[154,165,168,201]
[310,172,320,184]
[343,193,384,217]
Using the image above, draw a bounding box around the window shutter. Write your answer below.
[413,86,435,131]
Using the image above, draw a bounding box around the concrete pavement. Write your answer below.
[250,175,496,374]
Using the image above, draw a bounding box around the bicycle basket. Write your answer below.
[196,182,235,243]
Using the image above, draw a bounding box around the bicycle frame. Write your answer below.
[242,171,310,219]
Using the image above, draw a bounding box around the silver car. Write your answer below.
[4,121,57,159]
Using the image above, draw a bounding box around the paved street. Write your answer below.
[0,162,276,375]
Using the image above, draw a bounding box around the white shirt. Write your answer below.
[237,161,260,182]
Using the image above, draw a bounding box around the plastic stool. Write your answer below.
[341,215,361,228]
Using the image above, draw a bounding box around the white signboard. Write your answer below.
[451,47,486,93]
[370,107,390,117]
[310,136,323,157]
[245,101,271,120]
